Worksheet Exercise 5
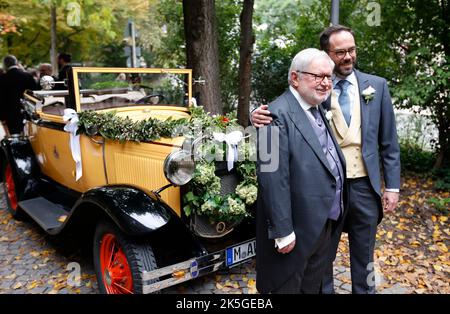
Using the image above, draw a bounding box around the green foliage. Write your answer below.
[0,0,154,67]
[183,160,256,224]
[77,107,257,222]
[2,0,447,167]
[181,106,257,223]
[427,197,450,215]
[252,0,328,103]
[399,139,435,174]
[150,0,185,68]
[77,110,188,143]
[215,1,241,112]
[97,42,127,67]
[252,0,449,167]
[432,167,450,192]
[89,81,129,90]
[375,0,449,167]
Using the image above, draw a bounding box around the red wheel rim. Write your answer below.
[99,233,134,294]
[4,164,18,210]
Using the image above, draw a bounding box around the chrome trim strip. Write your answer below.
[143,259,195,282]
[142,261,224,294]
[141,238,255,294]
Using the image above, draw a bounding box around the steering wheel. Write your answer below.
[135,93,165,105]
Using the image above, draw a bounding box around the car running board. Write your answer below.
[18,197,68,233]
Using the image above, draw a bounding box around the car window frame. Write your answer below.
[71,67,193,113]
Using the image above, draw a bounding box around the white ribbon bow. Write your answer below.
[63,109,82,181]
[213,131,243,171]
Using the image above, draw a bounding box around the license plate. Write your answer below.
[225,239,256,267]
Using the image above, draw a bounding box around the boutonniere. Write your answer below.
[362,86,376,104]
[325,110,333,122]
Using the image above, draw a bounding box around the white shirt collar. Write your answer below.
[7,65,20,71]
[289,85,318,112]
[333,71,357,89]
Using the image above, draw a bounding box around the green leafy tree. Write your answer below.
[338,0,449,168]
[252,0,329,103]
[0,0,152,67]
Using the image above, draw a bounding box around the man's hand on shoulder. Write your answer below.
[251,104,272,128]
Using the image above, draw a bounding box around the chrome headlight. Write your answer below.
[163,150,195,186]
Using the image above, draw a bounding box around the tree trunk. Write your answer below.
[237,0,255,127]
[183,0,222,114]
[50,4,57,74]
[433,107,450,169]
[433,0,450,169]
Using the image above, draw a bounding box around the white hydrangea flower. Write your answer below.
[227,197,246,215]
[236,183,258,205]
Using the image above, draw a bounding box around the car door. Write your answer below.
[26,90,107,192]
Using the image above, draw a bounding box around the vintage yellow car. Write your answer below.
[1,67,256,294]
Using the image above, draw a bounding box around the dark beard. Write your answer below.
[335,61,354,77]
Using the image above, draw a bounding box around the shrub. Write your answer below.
[399,139,435,174]
[427,197,450,215]
[432,167,450,192]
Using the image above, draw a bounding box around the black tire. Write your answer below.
[93,219,158,294]
[2,160,25,220]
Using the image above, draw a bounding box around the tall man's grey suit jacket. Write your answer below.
[256,89,347,293]
[323,69,401,223]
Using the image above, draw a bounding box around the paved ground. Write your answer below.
[0,190,409,294]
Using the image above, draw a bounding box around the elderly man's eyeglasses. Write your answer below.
[328,47,357,59]
[297,71,332,84]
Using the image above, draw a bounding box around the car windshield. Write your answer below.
[74,69,191,111]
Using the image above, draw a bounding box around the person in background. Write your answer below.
[38,63,54,77]
[28,68,40,84]
[38,63,55,89]
[0,55,37,135]
[56,53,72,89]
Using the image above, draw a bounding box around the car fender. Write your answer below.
[72,185,184,236]
[0,136,40,200]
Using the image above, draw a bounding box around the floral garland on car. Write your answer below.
[77,110,188,142]
[184,107,257,224]
[76,107,257,223]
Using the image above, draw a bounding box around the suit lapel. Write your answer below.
[285,90,334,176]
[329,90,350,139]
[355,70,370,145]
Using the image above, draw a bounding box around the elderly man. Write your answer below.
[256,48,347,294]
[37,63,55,89]
[252,25,401,294]
[0,55,36,135]
[38,63,53,77]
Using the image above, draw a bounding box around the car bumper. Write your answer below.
[141,237,256,294]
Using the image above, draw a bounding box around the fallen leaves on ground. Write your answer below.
[336,174,449,293]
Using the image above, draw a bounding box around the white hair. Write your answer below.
[287,48,335,84]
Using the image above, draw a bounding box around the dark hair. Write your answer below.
[3,55,18,68]
[58,52,72,63]
[319,25,355,51]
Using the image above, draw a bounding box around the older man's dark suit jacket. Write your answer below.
[256,89,348,293]
[0,68,36,134]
